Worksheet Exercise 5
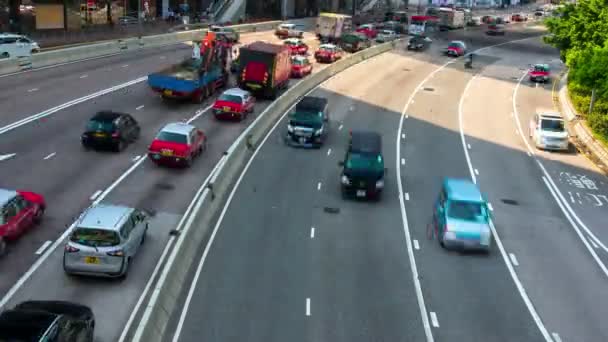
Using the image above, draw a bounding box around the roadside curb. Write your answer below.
[555,71,608,174]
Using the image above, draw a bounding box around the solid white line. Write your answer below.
[34,241,52,255]
[509,253,519,266]
[405,192,410,201]
[136,105,145,110]
[551,333,562,342]
[327,148,331,156]
[430,312,439,328]
[401,158,405,165]
[589,238,599,249]
[459,70,553,341]
[79,74,88,79]
[413,239,420,250]
[43,152,56,160]
[132,155,141,162]
[306,298,311,316]
[317,182,322,190]
[310,227,315,239]
[474,168,479,175]
[338,124,343,130]
[89,190,102,201]
[0,76,147,136]
[27,88,38,92]
[488,202,494,211]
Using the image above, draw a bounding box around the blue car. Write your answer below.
[432,178,492,252]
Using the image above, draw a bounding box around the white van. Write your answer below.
[0,34,40,58]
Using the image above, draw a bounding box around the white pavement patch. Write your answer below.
[306,298,311,316]
[34,241,52,255]
[430,312,439,328]
[327,148,331,156]
[0,153,16,161]
[43,152,56,160]
[401,158,405,165]
[405,192,410,201]
[509,253,519,266]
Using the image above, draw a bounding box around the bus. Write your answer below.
[408,15,439,36]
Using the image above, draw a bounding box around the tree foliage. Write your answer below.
[567,43,608,98]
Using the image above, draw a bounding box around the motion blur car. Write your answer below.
[481,15,494,24]
[340,130,385,200]
[511,13,527,22]
[314,43,343,63]
[0,300,95,342]
[209,25,239,43]
[284,38,308,55]
[486,24,506,35]
[528,63,551,83]
[285,96,329,148]
[468,16,482,26]
[356,23,378,39]
[291,55,313,78]
[63,204,149,278]
[376,29,397,43]
[407,36,432,51]
[148,122,207,167]
[81,111,141,152]
[0,188,45,256]
[432,178,492,252]
[275,23,305,39]
[529,112,569,151]
[212,87,255,121]
[340,32,371,53]
[444,40,467,57]
[0,33,40,58]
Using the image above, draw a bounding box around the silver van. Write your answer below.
[63,204,148,278]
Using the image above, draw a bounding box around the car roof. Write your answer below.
[77,204,133,230]
[244,41,287,54]
[350,130,382,154]
[443,178,483,203]
[539,112,564,120]
[0,309,59,340]
[223,87,250,97]
[160,122,196,135]
[91,111,124,122]
[450,40,465,45]
[0,188,17,207]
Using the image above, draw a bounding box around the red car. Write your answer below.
[148,122,207,167]
[0,188,45,255]
[445,40,467,57]
[291,56,313,78]
[528,63,551,83]
[356,24,378,39]
[314,44,343,63]
[511,13,527,22]
[213,88,256,120]
[284,38,308,55]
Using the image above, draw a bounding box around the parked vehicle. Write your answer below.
[285,96,329,148]
[0,301,95,342]
[237,41,291,99]
[316,12,352,43]
[275,23,305,39]
[291,55,313,77]
[0,188,45,256]
[340,32,371,53]
[148,122,207,167]
[407,36,432,51]
[0,33,40,58]
[340,130,385,200]
[63,204,149,278]
[284,38,309,55]
[528,63,550,83]
[431,178,492,252]
[356,23,378,39]
[315,43,343,63]
[529,112,569,151]
[444,40,467,57]
[212,88,256,120]
[81,111,140,152]
[486,24,506,35]
[376,29,397,43]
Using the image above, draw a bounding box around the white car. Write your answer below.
[529,112,569,151]
[0,34,40,58]
[376,30,397,42]
[276,23,304,38]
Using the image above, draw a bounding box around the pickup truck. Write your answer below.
[238,41,291,99]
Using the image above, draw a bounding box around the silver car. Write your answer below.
[63,204,148,278]
[376,29,397,43]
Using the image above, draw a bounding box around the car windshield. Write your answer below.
[541,119,565,132]
[292,59,306,65]
[285,41,299,46]
[534,65,549,72]
[449,42,462,48]
[70,227,121,247]
[448,200,486,222]
[156,131,188,144]
[346,152,383,171]
[86,119,115,132]
[320,47,334,52]
[219,94,242,103]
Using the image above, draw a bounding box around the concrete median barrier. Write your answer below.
[129,38,401,342]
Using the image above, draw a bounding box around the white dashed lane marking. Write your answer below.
[430,312,439,328]
[90,190,102,201]
[509,253,519,266]
[43,152,56,160]
[35,241,52,255]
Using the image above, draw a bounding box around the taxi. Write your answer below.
[212,88,255,120]
[147,122,207,167]
[432,178,492,253]
[356,24,378,39]
[284,38,308,55]
[444,40,467,57]
[528,63,550,83]
[0,188,46,256]
[275,23,304,39]
[290,55,313,78]
[314,44,343,63]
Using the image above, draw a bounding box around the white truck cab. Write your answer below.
[529,112,569,151]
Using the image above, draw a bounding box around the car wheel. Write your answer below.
[185,156,193,167]
[0,238,6,256]
[33,206,44,224]
[114,140,125,152]
[82,142,91,151]
[193,89,204,104]
[119,258,130,279]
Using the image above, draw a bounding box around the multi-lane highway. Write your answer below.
[2,15,607,342]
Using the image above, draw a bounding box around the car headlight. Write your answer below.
[341,175,351,185]
[444,231,456,240]
[287,124,294,132]
[375,179,384,188]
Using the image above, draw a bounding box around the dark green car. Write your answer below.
[340,32,372,53]
[340,130,385,200]
[285,96,329,148]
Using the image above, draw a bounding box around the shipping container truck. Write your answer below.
[237,41,291,99]
[316,13,353,43]
[432,7,465,30]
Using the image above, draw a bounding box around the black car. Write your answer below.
[340,130,386,200]
[285,96,329,148]
[81,111,140,152]
[0,300,95,342]
[408,36,432,51]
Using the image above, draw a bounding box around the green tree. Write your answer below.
[567,42,608,98]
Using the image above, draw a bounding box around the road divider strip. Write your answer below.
[123,38,402,342]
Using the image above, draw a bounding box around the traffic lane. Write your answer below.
[462,51,608,341]
[0,28,286,128]
[403,58,544,341]
[173,49,431,342]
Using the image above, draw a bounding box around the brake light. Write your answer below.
[112,131,120,138]
[263,71,269,84]
[241,69,246,81]
[107,250,124,257]
[65,245,79,253]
